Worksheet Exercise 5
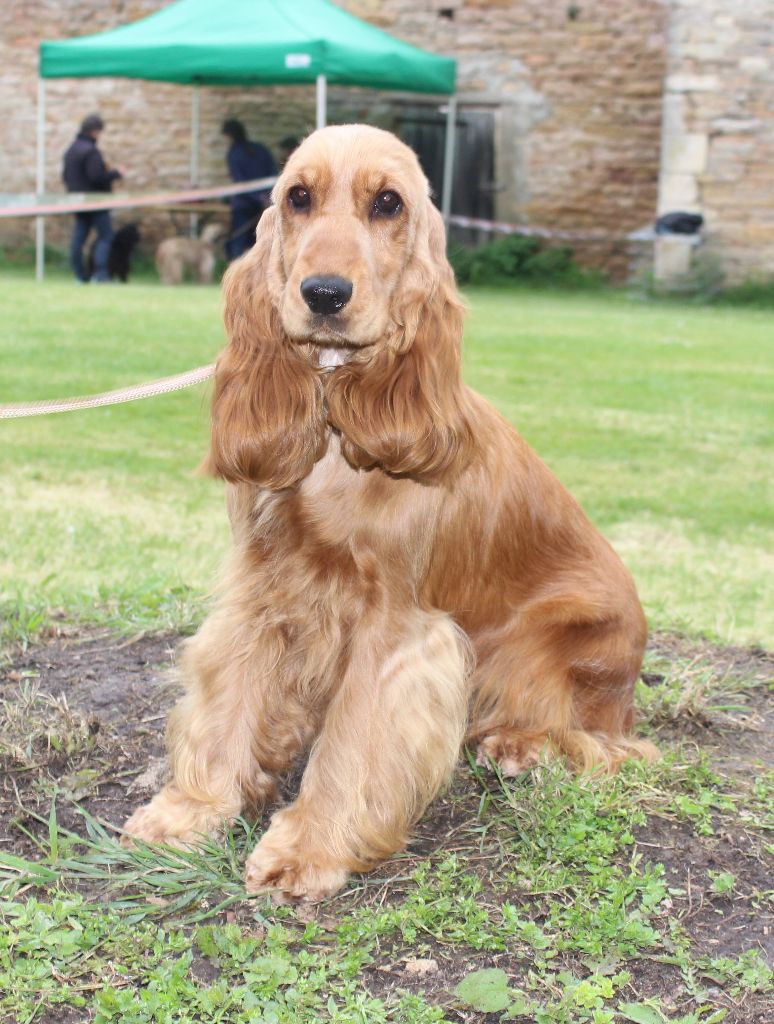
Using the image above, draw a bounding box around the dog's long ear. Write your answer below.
[204,207,327,489]
[326,202,473,480]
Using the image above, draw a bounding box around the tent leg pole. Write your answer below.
[190,86,200,237]
[35,78,46,283]
[441,94,457,228]
[316,74,327,130]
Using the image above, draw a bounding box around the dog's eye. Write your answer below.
[373,190,402,217]
[288,186,311,211]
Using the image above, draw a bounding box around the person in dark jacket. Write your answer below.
[62,113,124,282]
[222,119,277,260]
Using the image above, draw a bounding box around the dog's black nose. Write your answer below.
[300,275,353,315]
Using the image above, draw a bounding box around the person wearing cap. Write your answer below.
[221,119,277,261]
[62,114,124,282]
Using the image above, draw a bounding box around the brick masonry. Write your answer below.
[0,0,771,282]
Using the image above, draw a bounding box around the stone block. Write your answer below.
[654,235,696,282]
[739,56,769,75]
[657,172,699,211]
[665,73,720,93]
[662,133,708,175]
[661,92,685,137]
[710,118,761,135]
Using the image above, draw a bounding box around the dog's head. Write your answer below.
[207,125,471,489]
[264,125,447,350]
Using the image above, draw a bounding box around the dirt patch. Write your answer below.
[0,629,180,853]
[636,814,773,959]
[1,628,772,1023]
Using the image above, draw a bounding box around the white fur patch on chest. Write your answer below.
[317,347,351,368]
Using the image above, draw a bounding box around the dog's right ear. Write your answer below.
[203,207,328,489]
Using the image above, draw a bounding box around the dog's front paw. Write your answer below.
[244,844,348,903]
[122,804,178,847]
[121,787,228,849]
[244,811,349,903]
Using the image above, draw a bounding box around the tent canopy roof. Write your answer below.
[39,0,456,94]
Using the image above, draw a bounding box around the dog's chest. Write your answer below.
[299,435,363,534]
[247,435,432,562]
[244,438,361,547]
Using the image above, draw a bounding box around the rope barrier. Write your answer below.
[0,364,215,420]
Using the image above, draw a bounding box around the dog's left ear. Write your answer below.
[326,202,473,480]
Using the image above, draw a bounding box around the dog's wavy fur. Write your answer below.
[125,125,655,902]
[155,222,222,285]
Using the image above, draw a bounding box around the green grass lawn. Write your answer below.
[1,275,772,1023]
[1,276,771,647]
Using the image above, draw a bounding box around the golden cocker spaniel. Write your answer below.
[124,125,655,902]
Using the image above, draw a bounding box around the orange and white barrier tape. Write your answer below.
[0,178,277,218]
[447,213,617,242]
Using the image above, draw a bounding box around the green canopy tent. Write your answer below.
[36,0,458,279]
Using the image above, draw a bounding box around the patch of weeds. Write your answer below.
[467,758,669,958]
[1,716,771,1022]
[459,754,772,1017]
[448,234,605,288]
[0,683,100,768]
[636,652,758,730]
[653,755,737,836]
[338,851,546,957]
[618,1000,728,1024]
[713,276,774,308]
[654,748,773,868]
[337,760,682,1016]
[740,771,774,839]
[1,809,452,1022]
[697,949,773,996]
[0,592,50,663]
[707,870,736,895]
[0,893,449,1024]
[0,805,258,923]
[455,965,639,1023]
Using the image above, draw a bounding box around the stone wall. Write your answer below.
[658,0,774,282]
[1,1,771,281]
[0,0,667,273]
[349,0,669,275]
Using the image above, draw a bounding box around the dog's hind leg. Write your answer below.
[468,596,655,775]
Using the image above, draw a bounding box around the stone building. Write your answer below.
[1,0,772,282]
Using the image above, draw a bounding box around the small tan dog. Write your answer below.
[155,222,223,285]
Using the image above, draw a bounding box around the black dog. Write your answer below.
[87,223,141,282]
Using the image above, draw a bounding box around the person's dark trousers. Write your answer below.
[226,199,264,261]
[70,209,113,282]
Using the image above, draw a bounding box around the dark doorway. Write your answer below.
[396,105,495,228]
